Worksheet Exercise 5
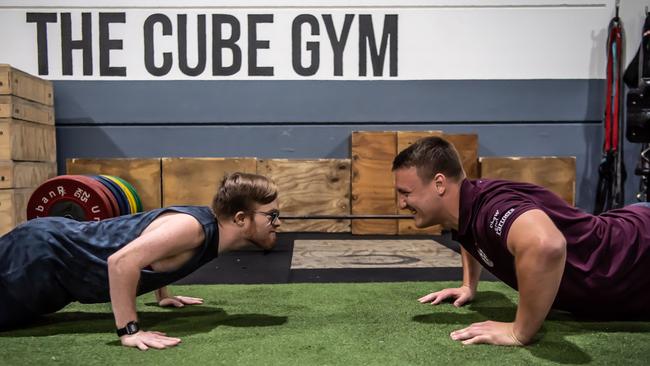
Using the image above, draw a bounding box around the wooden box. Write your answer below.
[0,160,56,189]
[351,131,398,235]
[479,156,576,205]
[67,158,162,210]
[258,159,351,233]
[0,64,54,106]
[0,188,34,236]
[0,118,56,162]
[445,133,479,179]
[0,95,54,125]
[162,157,257,207]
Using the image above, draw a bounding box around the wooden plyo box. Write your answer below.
[0,188,34,235]
[0,64,54,106]
[258,159,351,233]
[0,118,56,162]
[351,131,398,235]
[446,133,479,179]
[0,161,56,189]
[67,158,162,211]
[479,156,576,205]
[162,157,257,207]
[0,95,54,125]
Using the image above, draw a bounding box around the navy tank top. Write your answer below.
[0,206,218,315]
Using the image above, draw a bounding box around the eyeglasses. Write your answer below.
[254,210,280,225]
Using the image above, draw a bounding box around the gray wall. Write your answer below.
[54,79,643,212]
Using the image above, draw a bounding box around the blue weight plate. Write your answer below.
[93,175,129,216]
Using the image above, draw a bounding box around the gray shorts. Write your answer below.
[631,202,650,209]
[0,283,37,330]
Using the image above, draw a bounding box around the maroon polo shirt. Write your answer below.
[455,179,650,319]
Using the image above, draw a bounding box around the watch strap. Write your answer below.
[116,321,140,337]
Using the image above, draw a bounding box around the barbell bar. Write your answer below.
[279,214,414,220]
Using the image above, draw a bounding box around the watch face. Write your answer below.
[126,322,139,334]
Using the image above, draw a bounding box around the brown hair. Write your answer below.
[392,136,464,182]
[211,172,278,219]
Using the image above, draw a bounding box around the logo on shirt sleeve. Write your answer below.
[489,207,515,237]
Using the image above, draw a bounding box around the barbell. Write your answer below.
[279,214,414,220]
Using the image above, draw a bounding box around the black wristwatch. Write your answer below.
[116,321,140,337]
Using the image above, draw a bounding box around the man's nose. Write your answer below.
[398,195,407,209]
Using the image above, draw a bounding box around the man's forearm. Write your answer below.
[513,241,566,343]
[108,257,141,328]
[461,247,482,291]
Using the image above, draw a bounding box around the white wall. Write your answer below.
[0,0,627,80]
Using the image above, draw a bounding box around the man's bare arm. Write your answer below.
[449,209,566,346]
[508,209,566,344]
[418,247,483,306]
[107,212,204,350]
[461,246,482,293]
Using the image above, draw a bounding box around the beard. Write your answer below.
[245,224,277,250]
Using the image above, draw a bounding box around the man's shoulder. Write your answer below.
[469,180,542,225]
[160,206,216,225]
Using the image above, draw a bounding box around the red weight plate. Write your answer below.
[27,175,114,221]
[75,175,115,217]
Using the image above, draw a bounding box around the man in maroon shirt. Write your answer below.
[393,136,650,346]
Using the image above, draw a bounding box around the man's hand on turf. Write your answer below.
[418,285,474,307]
[158,295,204,308]
[120,330,181,350]
[450,321,525,346]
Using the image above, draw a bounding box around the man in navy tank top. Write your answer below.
[393,136,650,346]
[0,172,281,350]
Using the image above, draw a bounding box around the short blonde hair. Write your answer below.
[211,172,278,219]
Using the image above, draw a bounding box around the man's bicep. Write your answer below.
[112,214,204,267]
[505,209,564,256]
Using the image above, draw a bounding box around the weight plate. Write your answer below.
[27,175,114,221]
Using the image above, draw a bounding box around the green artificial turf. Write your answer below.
[1,281,649,365]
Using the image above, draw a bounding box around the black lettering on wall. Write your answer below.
[178,14,206,76]
[143,14,173,76]
[248,14,274,76]
[323,14,353,76]
[212,14,241,76]
[358,14,397,77]
[292,14,320,76]
[61,12,93,76]
[99,12,126,76]
[26,13,57,75]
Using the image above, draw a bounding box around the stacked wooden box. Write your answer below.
[0,65,57,235]
[67,131,577,236]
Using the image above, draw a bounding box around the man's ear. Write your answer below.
[433,173,447,195]
[233,211,247,226]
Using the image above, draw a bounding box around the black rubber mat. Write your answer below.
[175,232,497,284]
